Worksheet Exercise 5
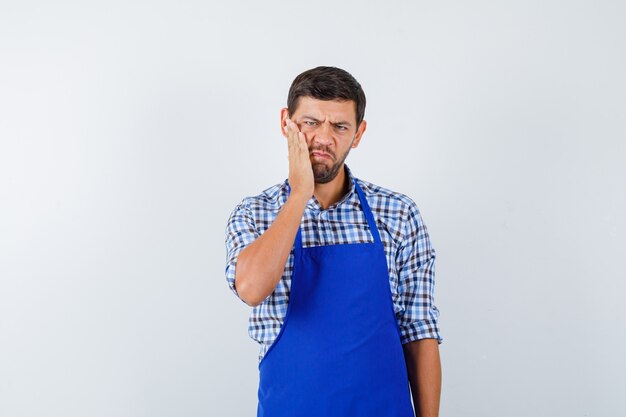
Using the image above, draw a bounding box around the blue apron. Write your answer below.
[257,178,414,417]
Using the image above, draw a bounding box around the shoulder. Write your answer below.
[232,180,289,214]
[355,177,421,218]
[354,177,427,246]
[226,180,288,236]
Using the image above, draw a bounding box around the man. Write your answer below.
[225,66,442,417]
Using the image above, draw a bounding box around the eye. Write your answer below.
[335,125,348,131]
[304,121,317,126]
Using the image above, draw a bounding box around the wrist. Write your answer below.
[287,191,311,206]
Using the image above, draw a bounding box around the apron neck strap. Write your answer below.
[354,179,382,245]
[292,177,382,252]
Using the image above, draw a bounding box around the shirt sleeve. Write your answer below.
[225,198,259,304]
[395,199,443,345]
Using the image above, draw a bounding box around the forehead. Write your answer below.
[293,96,356,123]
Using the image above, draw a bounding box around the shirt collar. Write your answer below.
[283,163,356,212]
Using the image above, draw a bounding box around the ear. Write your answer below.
[280,108,290,138]
[350,119,367,148]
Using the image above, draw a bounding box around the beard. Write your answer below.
[309,139,354,184]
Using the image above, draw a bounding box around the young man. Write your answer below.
[225,66,442,417]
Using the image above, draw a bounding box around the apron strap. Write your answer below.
[285,183,305,255]
[289,176,382,252]
[354,179,382,245]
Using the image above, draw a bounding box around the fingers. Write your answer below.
[285,119,307,153]
[285,118,297,154]
[286,118,297,131]
[284,118,314,196]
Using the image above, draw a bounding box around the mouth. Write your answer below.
[311,151,333,160]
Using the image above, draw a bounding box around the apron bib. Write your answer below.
[257,178,414,417]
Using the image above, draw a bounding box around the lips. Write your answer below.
[311,151,332,159]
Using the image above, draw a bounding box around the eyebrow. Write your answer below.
[301,115,352,127]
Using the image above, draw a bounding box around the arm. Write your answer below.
[394,199,442,416]
[234,192,308,306]
[232,118,313,307]
[403,339,441,417]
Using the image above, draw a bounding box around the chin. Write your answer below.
[312,163,340,184]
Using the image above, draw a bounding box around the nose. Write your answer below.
[314,121,333,145]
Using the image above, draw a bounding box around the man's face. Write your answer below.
[281,96,367,184]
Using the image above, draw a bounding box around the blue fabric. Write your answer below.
[257,178,414,417]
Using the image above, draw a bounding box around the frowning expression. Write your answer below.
[281,96,367,183]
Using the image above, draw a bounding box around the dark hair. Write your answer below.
[287,66,366,127]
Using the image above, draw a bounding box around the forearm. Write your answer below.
[234,192,309,306]
[403,339,441,417]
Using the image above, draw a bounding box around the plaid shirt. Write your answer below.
[225,164,442,363]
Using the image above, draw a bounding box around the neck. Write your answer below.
[313,164,348,210]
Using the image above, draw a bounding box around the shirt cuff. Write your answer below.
[400,318,443,345]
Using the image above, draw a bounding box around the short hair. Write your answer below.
[287,66,366,127]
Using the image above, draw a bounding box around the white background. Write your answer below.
[1,1,625,416]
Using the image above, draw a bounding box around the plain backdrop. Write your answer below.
[1,1,625,416]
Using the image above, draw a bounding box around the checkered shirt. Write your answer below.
[225,164,442,363]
